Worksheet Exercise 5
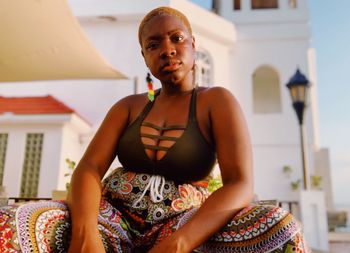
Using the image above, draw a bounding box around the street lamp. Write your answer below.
[286,68,311,190]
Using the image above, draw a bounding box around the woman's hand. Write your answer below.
[67,227,106,253]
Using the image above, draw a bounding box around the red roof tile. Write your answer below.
[0,95,75,115]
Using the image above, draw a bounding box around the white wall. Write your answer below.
[1,128,26,197]
[253,145,306,200]
[315,148,334,209]
[57,116,91,190]
[37,125,64,197]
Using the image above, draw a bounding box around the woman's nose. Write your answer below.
[160,40,176,58]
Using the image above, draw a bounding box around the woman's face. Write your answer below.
[141,14,195,85]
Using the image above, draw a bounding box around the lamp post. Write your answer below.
[286,68,311,190]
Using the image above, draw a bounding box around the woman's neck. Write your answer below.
[159,89,194,100]
[160,72,195,97]
[159,85,194,98]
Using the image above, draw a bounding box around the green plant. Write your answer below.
[282,165,292,178]
[291,179,301,191]
[64,158,76,191]
[208,175,223,193]
[311,175,322,189]
[282,165,300,191]
[282,165,323,191]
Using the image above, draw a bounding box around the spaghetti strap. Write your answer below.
[189,87,197,122]
[139,89,161,121]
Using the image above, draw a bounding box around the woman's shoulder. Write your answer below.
[197,86,237,105]
[103,93,149,122]
[110,92,149,110]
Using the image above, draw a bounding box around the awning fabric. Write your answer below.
[0,0,127,82]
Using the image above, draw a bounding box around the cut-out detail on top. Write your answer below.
[139,90,189,160]
[117,87,216,182]
[140,133,179,141]
[141,121,187,154]
[143,144,170,151]
[141,122,187,131]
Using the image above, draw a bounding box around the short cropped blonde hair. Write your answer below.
[138,7,192,46]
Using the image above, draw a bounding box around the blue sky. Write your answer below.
[190,0,350,206]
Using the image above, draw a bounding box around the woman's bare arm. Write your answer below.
[149,87,254,253]
[66,97,130,252]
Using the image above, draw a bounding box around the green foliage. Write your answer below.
[282,165,323,191]
[282,165,292,178]
[65,158,76,191]
[208,176,223,193]
[291,179,301,191]
[311,175,322,189]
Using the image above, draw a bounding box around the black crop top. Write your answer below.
[117,88,216,183]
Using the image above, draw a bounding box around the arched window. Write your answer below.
[252,65,282,113]
[195,49,213,87]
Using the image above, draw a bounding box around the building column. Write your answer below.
[279,0,289,10]
[241,0,251,11]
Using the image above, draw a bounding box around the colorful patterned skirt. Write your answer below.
[0,167,310,252]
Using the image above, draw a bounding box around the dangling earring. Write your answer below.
[146,72,154,102]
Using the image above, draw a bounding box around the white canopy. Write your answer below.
[0,0,127,82]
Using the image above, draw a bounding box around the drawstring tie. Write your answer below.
[132,175,165,208]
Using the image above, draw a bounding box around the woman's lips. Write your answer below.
[161,62,182,72]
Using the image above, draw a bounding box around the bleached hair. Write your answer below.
[138,6,192,46]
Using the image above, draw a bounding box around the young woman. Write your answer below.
[0,7,309,253]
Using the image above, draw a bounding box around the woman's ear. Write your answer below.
[191,36,196,49]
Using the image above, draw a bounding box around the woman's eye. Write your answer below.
[146,42,158,50]
[173,35,184,42]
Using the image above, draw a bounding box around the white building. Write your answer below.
[0,96,90,198]
[0,0,333,206]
